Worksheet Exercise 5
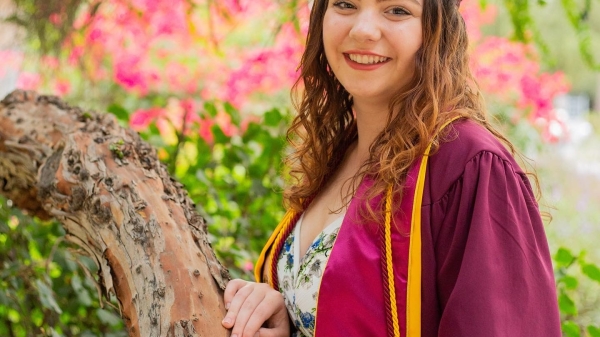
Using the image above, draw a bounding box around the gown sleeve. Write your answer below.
[431,151,561,336]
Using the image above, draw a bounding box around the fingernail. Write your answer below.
[225,302,230,310]
[222,317,231,325]
[231,334,238,337]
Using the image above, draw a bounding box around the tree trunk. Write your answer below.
[0,90,230,337]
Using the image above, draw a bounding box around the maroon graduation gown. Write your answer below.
[256,119,561,336]
[420,120,561,336]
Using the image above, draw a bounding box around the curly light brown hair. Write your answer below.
[284,0,515,216]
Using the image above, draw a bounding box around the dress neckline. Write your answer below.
[293,213,345,275]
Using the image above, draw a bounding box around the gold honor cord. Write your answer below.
[406,149,427,337]
[384,185,401,337]
[254,210,295,283]
[407,117,461,337]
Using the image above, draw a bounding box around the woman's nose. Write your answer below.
[348,10,382,43]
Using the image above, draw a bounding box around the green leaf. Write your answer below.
[211,125,230,144]
[204,101,218,118]
[96,308,122,326]
[581,263,600,283]
[35,279,62,314]
[71,275,92,306]
[555,247,576,266]
[558,292,577,315]
[195,138,212,167]
[588,325,600,337]
[562,321,580,337]
[242,123,266,142]
[561,275,579,290]
[264,109,282,127]
[223,102,241,127]
[50,328,62,337]
[148,123,161,137]
[107,104,130,122]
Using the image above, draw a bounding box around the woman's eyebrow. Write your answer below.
[374,0,421,4]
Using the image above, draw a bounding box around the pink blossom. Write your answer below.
[243,261,254,272]
[215,111,237,137]
[534,111,568,143]
[49,13,63,26]
[130,107,166,130]
[198,117,215,144]
[53,79,71,96]
[164,97,201,134]
[16,72,41,90]
[68,46,85,66]
[41,56,60,70]
[114,54,160,95]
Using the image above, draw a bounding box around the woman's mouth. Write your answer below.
[346,53,390,65]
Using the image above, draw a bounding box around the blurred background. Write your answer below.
[0,0,599,336]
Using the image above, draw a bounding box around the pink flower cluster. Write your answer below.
[219,23,305,108]
[130,97,238,144]
[459,1,498,44]
[471,38,570,141]
[464,5,570,142]
[62,0,308,141]
[66,0,298,105]
[16,0,570,144]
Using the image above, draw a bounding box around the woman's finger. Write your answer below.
[230,288,267,337]
[256,327,287,337]
[222,282,253,329]
[240,296,280,337]
[223,279,247,308]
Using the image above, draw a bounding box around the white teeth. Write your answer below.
[348,54,388,64]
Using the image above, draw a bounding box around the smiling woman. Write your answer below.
[324,0,422,107]
[221,0,562,336]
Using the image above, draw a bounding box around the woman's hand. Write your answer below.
[222,279,290,337]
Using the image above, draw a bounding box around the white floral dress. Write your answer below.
[276,214,343,337]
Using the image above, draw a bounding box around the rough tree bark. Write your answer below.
[0,90,231,337]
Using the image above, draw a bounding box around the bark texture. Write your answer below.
[0,90,230,337]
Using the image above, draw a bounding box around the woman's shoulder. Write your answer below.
[425,118,526,203]
[434,118,518,167]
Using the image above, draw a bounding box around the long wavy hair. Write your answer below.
[284,0,516,217]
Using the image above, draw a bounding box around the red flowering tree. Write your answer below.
[0,0,585,335]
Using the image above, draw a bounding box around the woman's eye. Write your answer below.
[333,1,355,10]
[387,7,409,15]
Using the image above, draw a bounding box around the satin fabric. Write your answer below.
[314,161,421,336]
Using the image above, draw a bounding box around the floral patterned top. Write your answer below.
[277,214,344,337]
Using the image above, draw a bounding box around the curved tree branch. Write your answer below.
[0,90,230,337]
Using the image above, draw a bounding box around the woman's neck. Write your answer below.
[352,98,391,162]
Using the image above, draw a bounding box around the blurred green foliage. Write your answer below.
[0,198,126,336]
[555,248,600,337]
[151,102,292,279]
[6,0,99,55]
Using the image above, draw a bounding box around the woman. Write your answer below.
[222,0,561,336]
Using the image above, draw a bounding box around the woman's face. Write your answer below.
[323,0,423,105]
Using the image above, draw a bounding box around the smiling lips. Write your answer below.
[344,52,390,70]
